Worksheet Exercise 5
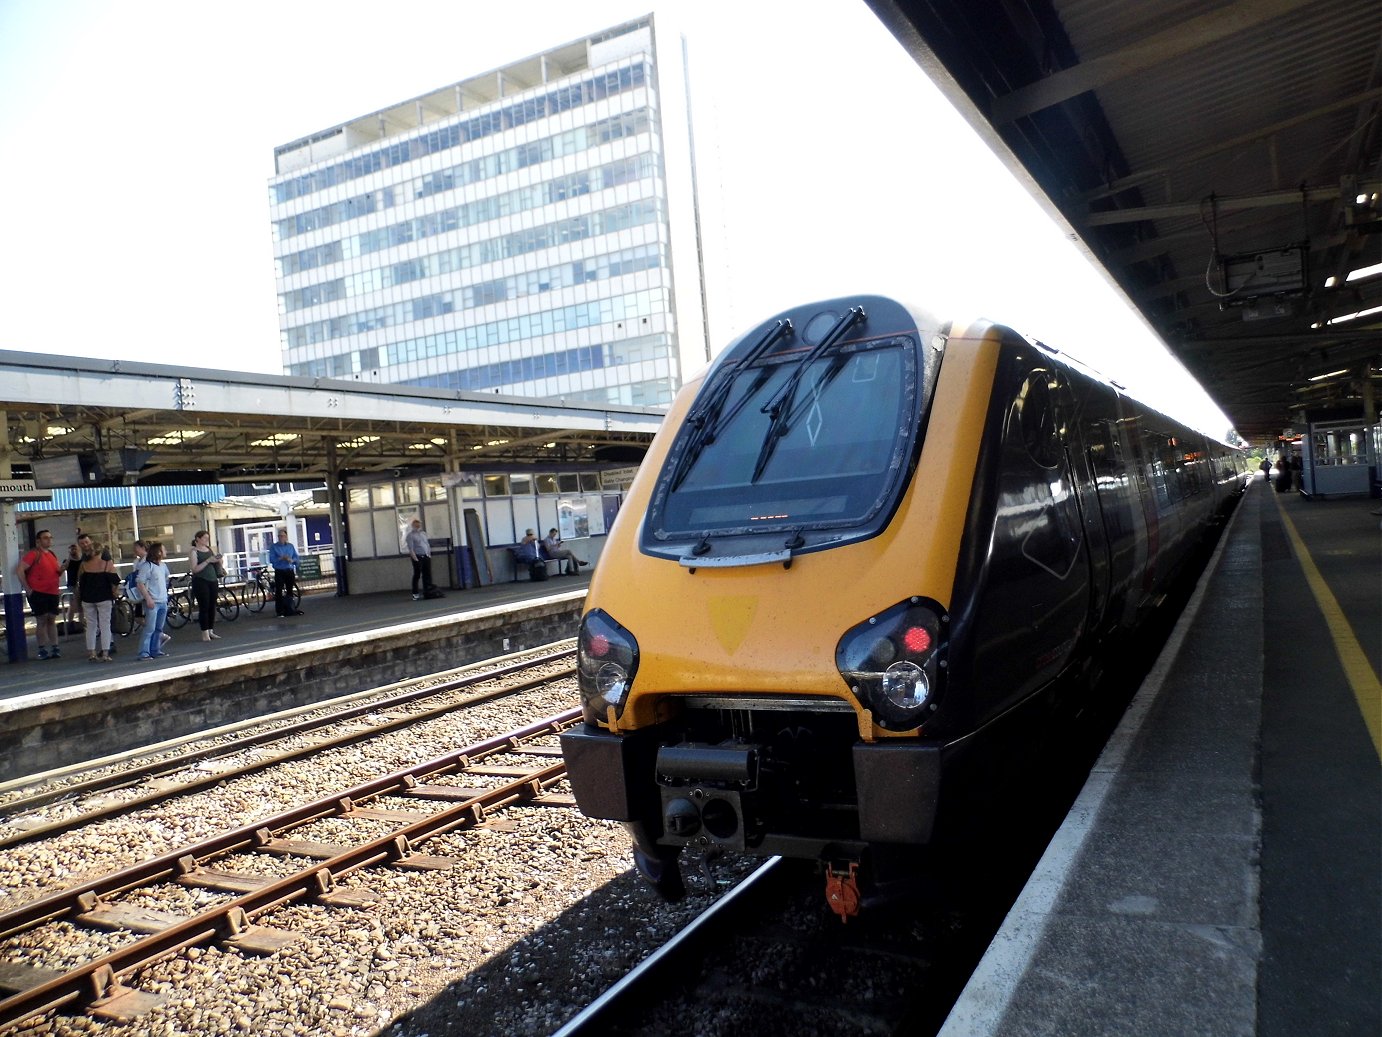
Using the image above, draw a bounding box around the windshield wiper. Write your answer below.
[667,319,793,491]
[750,306,865,482]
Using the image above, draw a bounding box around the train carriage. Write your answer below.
[561,295,1244,916]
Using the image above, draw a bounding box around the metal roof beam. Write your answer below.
[1080,87,1382,205]
[991,0,1319,124]
[1081,180,1381,226]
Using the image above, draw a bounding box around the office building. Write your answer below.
[269,14,708,407]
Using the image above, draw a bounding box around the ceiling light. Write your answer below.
[1345,262,1382,282]
[1307,368,1349,382]
[148,429,207,445]
[249,433,301,447]
[1325,305,1382,326]
[46,425,74,436]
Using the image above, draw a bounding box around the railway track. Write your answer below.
[0,644,576,847]
[0,710,581,1030]
[547,852,1003,1037]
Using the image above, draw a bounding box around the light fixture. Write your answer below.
[148,429,207,445]
[1325,305,1382,326]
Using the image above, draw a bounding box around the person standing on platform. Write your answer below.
[1275,454,1292,492]
[126,540,147,622]
[63,542,82,635]
[190,530,224,642]
[267,528,304,617]
[18,530,62,660]
[76,540,120,662]
[542,528,589,576]
[405,518,440,600]
[135,541,171,660]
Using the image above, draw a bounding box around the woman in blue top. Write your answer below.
[135,541,172,660]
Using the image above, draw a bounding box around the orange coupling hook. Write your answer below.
[824,861,861,922]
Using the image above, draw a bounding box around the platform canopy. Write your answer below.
[868,0,1382,442]
[0,350,663,486]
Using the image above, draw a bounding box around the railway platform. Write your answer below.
[1,569,589,783]
[942,479,1381,1037]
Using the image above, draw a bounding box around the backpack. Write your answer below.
[529,559,549,582]
[125,564,142,597]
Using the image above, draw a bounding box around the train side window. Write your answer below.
[1016,371,1063,469]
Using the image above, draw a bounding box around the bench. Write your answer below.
[504,545,562,582]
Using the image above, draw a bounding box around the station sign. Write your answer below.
[0,479,53,501]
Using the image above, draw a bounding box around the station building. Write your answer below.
[269,14,710,409]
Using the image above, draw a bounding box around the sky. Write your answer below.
[0,0,1235,437]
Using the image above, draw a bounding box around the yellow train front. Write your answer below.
[560,294,1243,913]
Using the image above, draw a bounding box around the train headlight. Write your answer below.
[881,661,928,709]
[836,598,946,731]
[578,609,640,724]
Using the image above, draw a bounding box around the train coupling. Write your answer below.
[655,743,759,852]
[824,860,861,922]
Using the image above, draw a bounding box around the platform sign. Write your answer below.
[0,479,51,501]
[297,555,322,579]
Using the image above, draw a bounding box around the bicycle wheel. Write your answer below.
[217,588,239,622]
[166,591,190,629]
[244,576,268,613]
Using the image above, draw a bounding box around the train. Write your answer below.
[560,295,1246,917]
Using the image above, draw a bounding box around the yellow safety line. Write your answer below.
[1273,492,1382,759]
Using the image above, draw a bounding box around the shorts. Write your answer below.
[27,591,60,617]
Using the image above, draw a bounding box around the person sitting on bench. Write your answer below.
[515,529,546,580]
[542,528,589,575]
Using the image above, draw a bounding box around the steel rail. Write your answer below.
[552,857,788,1036]
[0,653,575,847]
[0,647,574,809]
[0,709,581,1029]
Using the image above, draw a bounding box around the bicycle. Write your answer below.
[216,576,240,622]
[163,573,239,626]
[244,565,300,614]
[164,575,192,629]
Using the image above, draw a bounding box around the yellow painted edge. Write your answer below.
[911,320,1003,612]
[1273,493,1382,759]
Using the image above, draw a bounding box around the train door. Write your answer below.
[1082,416,1138,631]
[972,357,1091,711]
[1067,413,1110,632]
[1108,406,1160,619]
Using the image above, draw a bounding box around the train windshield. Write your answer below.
[646,319,929,551]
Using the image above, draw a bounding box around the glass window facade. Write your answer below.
[268,18,705,408]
